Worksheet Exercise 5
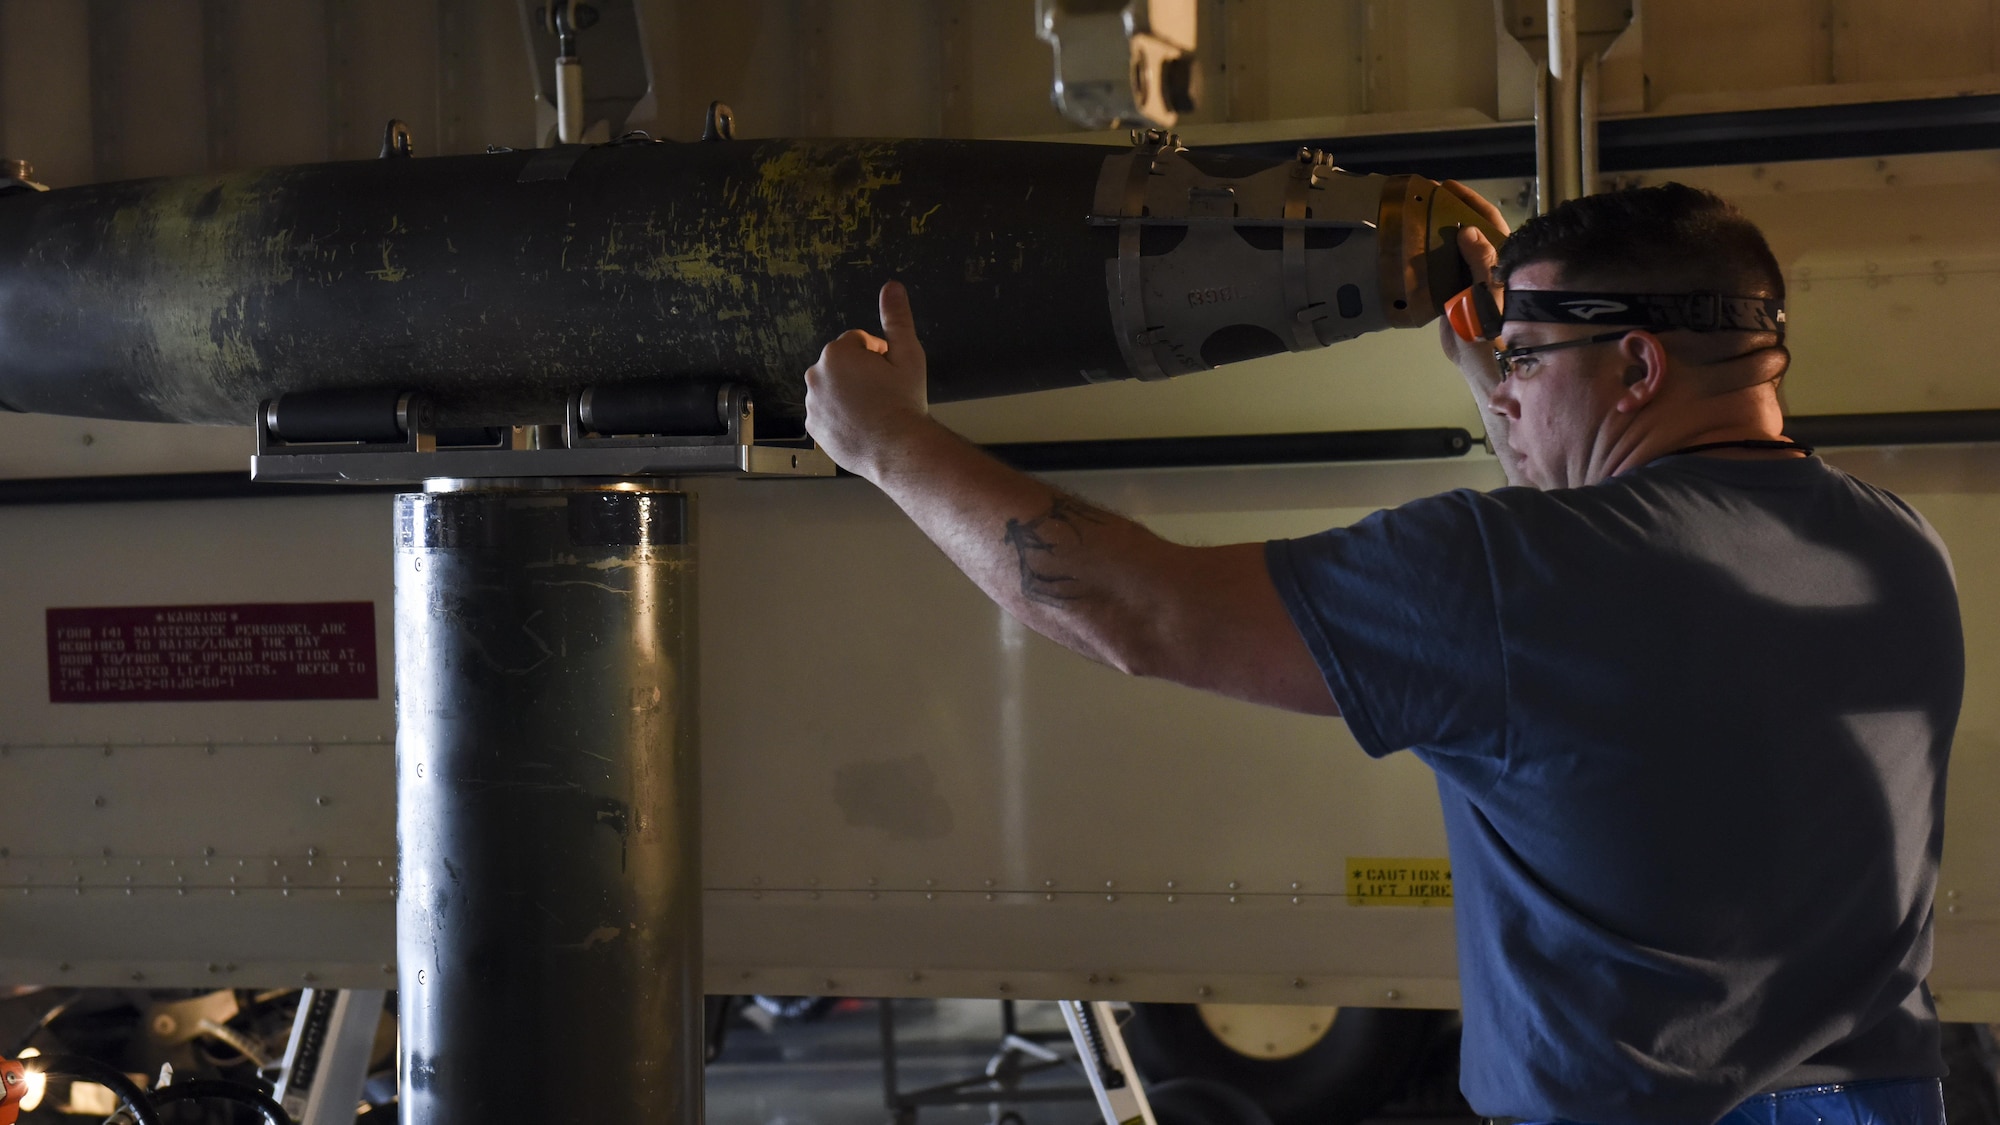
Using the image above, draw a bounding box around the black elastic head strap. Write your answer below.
[1503,290,1786,336]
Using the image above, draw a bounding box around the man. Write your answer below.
[802,183,1961,1125]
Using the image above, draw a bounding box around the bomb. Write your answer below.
[0,135,1499,431]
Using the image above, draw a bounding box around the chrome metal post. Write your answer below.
[1543,0,1584,208]
[1533,57,1553,216]
[394,482,700,1124]
[1579,52,1601,195]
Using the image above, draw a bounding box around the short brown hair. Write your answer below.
[1496,183,1784,301]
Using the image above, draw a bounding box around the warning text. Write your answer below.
[46,602,378,703]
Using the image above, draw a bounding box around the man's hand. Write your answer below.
[1437,180,1509,373]
[804,280,933,483]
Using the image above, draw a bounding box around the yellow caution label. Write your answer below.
[1345,857,1453,907]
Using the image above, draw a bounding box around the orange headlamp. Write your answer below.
[1445,283,1505,343]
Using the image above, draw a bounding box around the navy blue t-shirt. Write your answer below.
[1266,456,1962,1125]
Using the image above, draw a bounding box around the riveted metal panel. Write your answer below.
[0,451,1996,1020]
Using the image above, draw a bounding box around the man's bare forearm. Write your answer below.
[801,280,1336,714]
[863,418,1185,674]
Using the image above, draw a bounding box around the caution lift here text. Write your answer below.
[1345,857,1453,907]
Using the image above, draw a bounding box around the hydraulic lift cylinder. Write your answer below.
[394,484,699,1125]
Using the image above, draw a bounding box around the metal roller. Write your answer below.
[0,136,1500,430]
[578,381,731,437]
[265,387,412,444]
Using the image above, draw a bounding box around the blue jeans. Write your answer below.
[1495,1076,1946,1125]
[1715,1078,1944,1125]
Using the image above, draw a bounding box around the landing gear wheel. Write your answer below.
[1147,1077,1277,1125]
[1120,1004,1435,1125]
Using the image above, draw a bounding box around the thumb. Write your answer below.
[877,280,924,360]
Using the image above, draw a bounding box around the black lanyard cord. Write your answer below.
[1659,438,1815,459]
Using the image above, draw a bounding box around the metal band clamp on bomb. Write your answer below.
[1092,130,1501,387]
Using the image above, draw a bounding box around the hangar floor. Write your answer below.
[703,998,1483,1125]
[704,1001,2000,1125]
[707,999,1105,1125]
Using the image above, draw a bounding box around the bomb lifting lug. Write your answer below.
[0,159,47,196]
[702,100,736,142]
[379,120,414,159]
[249,382,835,484]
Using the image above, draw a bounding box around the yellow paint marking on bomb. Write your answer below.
[1345,857,1453,906]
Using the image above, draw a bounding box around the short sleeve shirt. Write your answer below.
[1265,456,1962,1125]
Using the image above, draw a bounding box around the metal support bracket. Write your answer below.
[1503,0,1634,210]
[251,383,835,484]
[880,999,1097,1122]
[272,989,383,1125]
[1036,0,1198,130]
[519,0,657,145]
[1062,1000,1157,1125]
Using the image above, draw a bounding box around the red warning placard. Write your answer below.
[47,602,379,703]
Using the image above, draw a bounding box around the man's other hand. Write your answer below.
[1435,181,1532,486]
[805,280,932,483]
[1437,179,1510,376]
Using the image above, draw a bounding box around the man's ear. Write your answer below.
[1613,331,1668,413]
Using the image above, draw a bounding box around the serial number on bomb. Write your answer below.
[1186,285,1240,307]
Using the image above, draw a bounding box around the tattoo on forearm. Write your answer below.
[1001,495,1110,608]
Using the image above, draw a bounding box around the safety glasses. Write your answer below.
[1492,330,1634,379]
